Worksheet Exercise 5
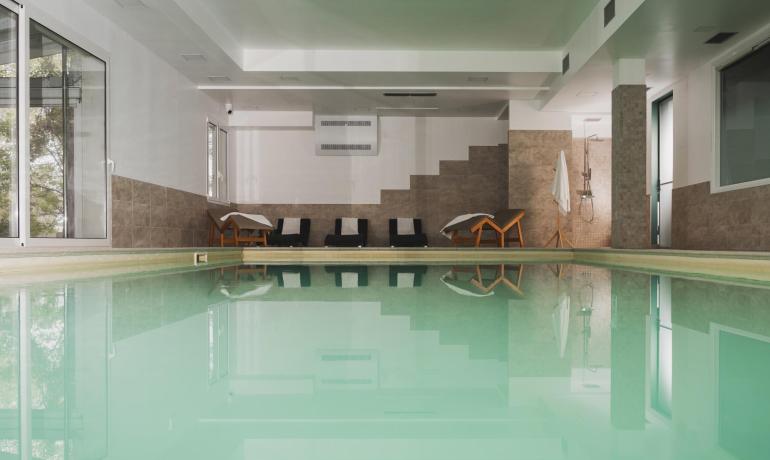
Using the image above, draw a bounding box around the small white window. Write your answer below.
[207,121,228,202]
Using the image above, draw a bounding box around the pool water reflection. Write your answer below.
[0,263,768,460]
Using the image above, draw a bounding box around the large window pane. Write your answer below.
[719,43,770,187]
[29,21,106,239]
[218,128,228,201]
[207,122,217,199]
[0,7,18,239]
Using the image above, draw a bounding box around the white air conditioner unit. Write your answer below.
[314,115,378,156]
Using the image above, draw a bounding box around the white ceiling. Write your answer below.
[192,0,600,50]
[85,0,770,116]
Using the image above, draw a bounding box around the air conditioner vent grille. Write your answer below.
[321,144,373,151]
[320,120,372,127]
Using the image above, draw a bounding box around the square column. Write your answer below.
[611,59,650,249]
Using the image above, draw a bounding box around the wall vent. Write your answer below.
[705,32,737,44]
[315,116,378,156]
[604,0,616,27]
[562,54,570,75]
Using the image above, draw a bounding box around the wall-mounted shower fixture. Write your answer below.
[578,118,603,224]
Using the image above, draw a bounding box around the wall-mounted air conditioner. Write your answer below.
[314,115,379,156]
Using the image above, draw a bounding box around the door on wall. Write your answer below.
[654,95,674,248]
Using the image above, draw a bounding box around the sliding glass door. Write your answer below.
[29,21,107,240]
[0,3,18,242]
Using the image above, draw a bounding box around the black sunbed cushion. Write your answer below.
[389,218,428,247]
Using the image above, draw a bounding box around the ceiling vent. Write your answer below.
[604,0,616,27]
[383,92,437,97]
[467,76,489,83]
[705,32,737,44]
[181,53,206,62]
[315,116,378,156]
[562,54,570,75]
[113,0,147,8]
[207,76,231,82]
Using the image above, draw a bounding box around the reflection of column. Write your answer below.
[611,271,649,430]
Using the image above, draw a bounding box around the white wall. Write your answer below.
[27,0,226,196]
[231,117,508,204]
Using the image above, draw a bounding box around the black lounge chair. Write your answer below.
[268,218,311,247]
[325,265,369,287]
[266,265,311,287]
[388,265,428,287]
[389,218,428,247]
[324,218,368,247]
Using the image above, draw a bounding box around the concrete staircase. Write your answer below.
[378,144,509,247]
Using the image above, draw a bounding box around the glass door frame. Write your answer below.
[0,0,21,248]
[650,92,673,248]
[8,2,113,248]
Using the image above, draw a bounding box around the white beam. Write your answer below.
[242,49,563,73]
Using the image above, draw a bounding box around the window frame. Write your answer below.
[712,35,770,194]
[17,3,112,248]
[206,118,229,205]
[0,0,20,248]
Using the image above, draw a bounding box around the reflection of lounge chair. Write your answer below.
[440,270,494,298]
[389,218,428,247]
[268,218,311,247]
[325,265,369,288]
[266,265,311,288]
[441,209,525,248]
[441,265,525,298]
[388,265,428,288]
[207,209,273,247]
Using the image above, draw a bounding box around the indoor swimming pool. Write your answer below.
[0,262,768,460]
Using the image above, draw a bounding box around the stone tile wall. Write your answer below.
[112,175,234,248]
[508,130,611,248]
[237,145,509,247]
[611,85,650,249]
[570,137,612,248]
[508,130,574,248]
[672,181,770,251]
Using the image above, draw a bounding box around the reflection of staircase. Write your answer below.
[380,293,509,362]
[378,145,509,247]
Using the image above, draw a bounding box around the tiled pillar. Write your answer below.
[611,59,650,249]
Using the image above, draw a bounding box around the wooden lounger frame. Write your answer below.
[208,213,271,247]
[450,264,525,296]
[449,210,525,248]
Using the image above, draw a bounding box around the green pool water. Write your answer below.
[0,263,768,460]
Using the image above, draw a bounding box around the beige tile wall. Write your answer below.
[112,145,508,248]
[672,181,770,251]
[508,131,612,249]
[112,176,233,248]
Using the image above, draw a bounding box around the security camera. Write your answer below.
[225,103,233,115]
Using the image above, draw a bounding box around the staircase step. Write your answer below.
[438,160,469,176]
[409,174,439,190]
